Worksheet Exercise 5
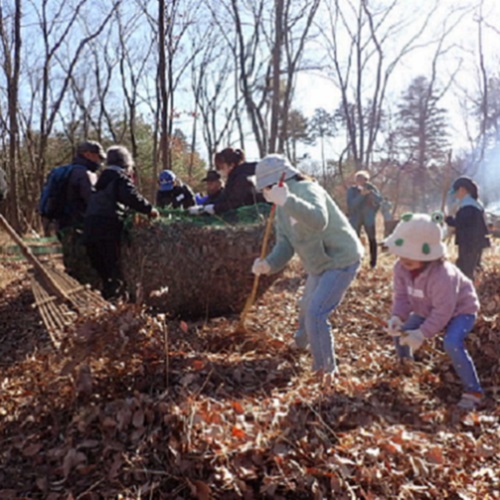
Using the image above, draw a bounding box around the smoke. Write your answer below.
[472,143,500,211]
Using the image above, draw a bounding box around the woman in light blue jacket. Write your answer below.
[252,154,364,382]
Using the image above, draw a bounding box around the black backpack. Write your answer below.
[39,164,75,220]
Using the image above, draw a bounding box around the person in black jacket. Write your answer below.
[84,145,159,300]
[445,176,490,280]
[156,169,196,209]
[198,170,224,205]
[189,148,264,215]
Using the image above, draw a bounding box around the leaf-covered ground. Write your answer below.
[0,246,499,499]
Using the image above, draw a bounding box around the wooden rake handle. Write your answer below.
[239,172,286,326]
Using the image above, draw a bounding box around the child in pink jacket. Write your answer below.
[385,212,483,410]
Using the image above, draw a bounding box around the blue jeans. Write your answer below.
[294,261,360,373]
[394,313,482,394]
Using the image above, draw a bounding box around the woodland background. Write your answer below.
[1,0,500,232]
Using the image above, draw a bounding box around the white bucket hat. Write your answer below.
[255,154,300,191]
[384,212,446,261]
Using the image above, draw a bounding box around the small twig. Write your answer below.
[162,318,169,390]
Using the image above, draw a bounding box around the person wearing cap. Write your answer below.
[156,169,196,209]
[384,212,483,410]
[197,170,224,205]
[346,170,382,268]
[445,176,490,279]
[251,154,364,384]
[58,140,106,231]
[53,140,106,281]
[189,147,264,215]
[84,145,159,300]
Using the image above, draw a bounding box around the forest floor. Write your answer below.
[0,240,499,499]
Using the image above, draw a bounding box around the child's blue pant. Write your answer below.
[394,313,482,393]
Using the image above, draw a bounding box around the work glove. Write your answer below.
[188,204,215,215]
[188,205,204,215]
[263,184,288,206]
[148,208,160,220]
[386,315,403,336]
[399,328,425,352]
[251,258,271,276]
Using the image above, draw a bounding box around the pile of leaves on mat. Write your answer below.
[0,250,498,499]
[121,203,282,318]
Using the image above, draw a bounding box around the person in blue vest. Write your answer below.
[156,169,196,209]
[346,170,382,268]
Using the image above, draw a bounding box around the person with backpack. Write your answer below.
[346,170,382,268]
[84,145,159,300]
[38,140,106,281]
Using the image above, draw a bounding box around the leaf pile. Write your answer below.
[0,249,498,499]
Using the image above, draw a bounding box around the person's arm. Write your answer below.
[117,174,154,215]
[280,183,329,231]
[391,262,412,321]
[418,267,458,337]
[265,220,295,272]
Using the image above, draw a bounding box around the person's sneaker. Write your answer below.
[457,392,483,410]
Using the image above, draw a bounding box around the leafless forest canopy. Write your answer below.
[1,0,500,230]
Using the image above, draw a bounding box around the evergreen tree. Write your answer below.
[395,76,450,211]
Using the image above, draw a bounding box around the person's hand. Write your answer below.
[203,204,215,215]
[251,258,271,275]
[149,208,160,220]
[399,329,425,352]
[386,315,403,336]
[188,205,204,215]
[263,184,288,206]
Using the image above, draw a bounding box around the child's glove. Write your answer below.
[263,184,288,206]
[386,315,403,336]
[251,258,271,275]
[399,329,425,352]
[149,208,160,220]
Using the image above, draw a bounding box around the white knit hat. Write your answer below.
[255,154,300,191]
[384,212,446,261]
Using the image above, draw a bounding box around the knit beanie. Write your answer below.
[384,212,446,261]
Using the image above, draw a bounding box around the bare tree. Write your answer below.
[26,0,120,180]
[320,0,441,170]
[0,0,22,228]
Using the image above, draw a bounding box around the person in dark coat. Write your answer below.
[58,140,106,231]
[445,176,490,280]
[346,170,382,268]
[84,145,159,300]
[156,169,196,209]
[55,141,105,281]
[189,148,264,215]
